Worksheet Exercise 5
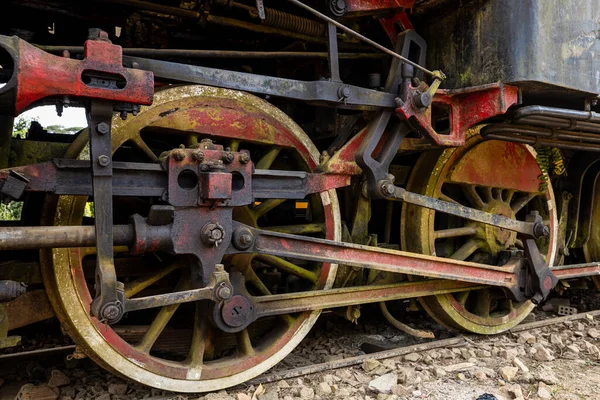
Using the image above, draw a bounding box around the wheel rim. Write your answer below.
[401,133,557,334]
[40,85,340,392]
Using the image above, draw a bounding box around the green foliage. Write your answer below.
[46,125,85,134]
[12,116,36,139]
[0,201,22,221]
[1,116,36,220]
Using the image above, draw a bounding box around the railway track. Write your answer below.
[2,297,600,399]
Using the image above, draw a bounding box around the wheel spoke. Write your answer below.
[229,139,240,152]
[255,254,318,283]
[450,238,481,261]
[440,193,461,205]
[186,302,209,378]
[503,189,516,204]
[236,329,255,356]
[492,188,503,201]
[434,226,478,240]
[135,278,189,354]
[473,290,491,318]
[131,136,159,162]
[511,192,537,213]
[246,264,295,325]
[136,303,181,354]
[481,187,493,203]
[256,147,281,169]
[455,290,470,306]
[252,199,286,219]
[262,223,325,235]
[461,185,485,209]
[125,262,181,298]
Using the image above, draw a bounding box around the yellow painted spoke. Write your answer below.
[186,302,209,378]
[255,254,318,283]
[136,303,180,354]
[229,139,240,152]
[252,199,286,218]
[434,226,478,240]
[461,185,485,209]
[135,279,189,354]
[440,193,461,205]
[132,136,159,162]
[125,262,181,298]
[256,147,281,169]
[481,187,494,203]
[473,290,491,318]
[79,246,128,258]
[511,192,537,213]
[503,189,516,203]
[246,267,295,326]
[236,329,255,356]
[450,239,481,261]
[263,223,325,235]
[455,290,470,306]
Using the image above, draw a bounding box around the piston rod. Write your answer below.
[0,225,133,251]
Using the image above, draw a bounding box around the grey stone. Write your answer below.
[499,366,518,382]
[300,387,314,399]
[404,353,421,362]
[316,382,332,397]
[362,359,381,373]
[368,373,397,394]
[537,382,552,399]
[48,370,71,388]
[107,384,128,396]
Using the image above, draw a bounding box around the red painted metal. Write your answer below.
[379,12,414,44]
[396,83,519,147]
[345,0,415,14]
[254,229,521,289]
[449,140,543,193]
[7,34,153,116]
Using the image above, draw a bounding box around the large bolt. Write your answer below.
[97,155,111,167]
[232,227,254,250]
[191,150,205,162]
[380,181,395,196]
[100,301,123,323]
[172,149,186,161]
[96,122,110,135]
[201,223,225,247]
[216,282,232,301]
[222,151,234,164]
[239,153,250,164]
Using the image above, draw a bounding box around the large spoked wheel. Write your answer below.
[40,85,340,392]
[401,133,557,334]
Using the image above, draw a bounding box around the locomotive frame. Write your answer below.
[0,0,600,392]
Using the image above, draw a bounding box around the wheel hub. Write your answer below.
[476,200,517,255]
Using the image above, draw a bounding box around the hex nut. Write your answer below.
[172,149,186,161]
[97,155,111,167]
[96,122,110,135]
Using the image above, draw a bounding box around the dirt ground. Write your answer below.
[2,297,600,400]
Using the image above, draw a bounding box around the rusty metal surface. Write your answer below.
[4,290,54,330]
[254,279,480,317]
[0,34,153,116]
[421,0,600,97]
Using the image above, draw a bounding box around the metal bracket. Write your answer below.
[356,30,424,197]
[88,101,124,324]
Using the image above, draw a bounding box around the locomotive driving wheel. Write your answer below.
[40,85,340,392]
[401,133,558,334]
